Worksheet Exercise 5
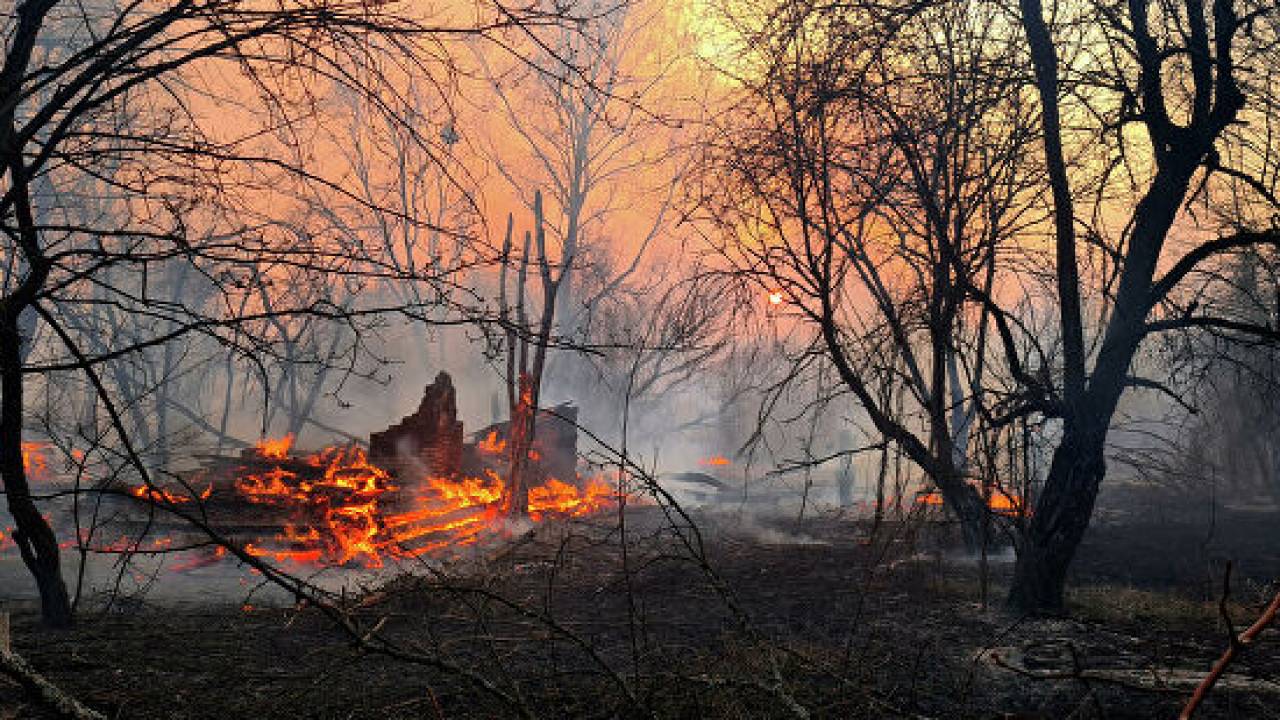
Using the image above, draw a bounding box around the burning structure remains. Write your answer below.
[109,371,612,568]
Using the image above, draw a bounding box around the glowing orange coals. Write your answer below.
[123,436,614,567]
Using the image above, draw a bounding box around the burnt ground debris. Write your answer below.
[1,492,1278,719]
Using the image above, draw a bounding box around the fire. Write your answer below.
[477,430,506,454]
[768,290,784,306]
[130,484,212,505]
[255,434,295,460]
[986,491,1022,514]
[528,478,613,520]
[916,492,944,506]
[425,472,503,507]
[699,455,731,467]
[20,441,49,480]
[120,436,616,568]
[915,486,1028,516]
[477,430,539,461]
[230,444,398,565]
[381,472,506,557]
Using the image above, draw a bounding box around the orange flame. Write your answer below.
[529,478,613,521]
[212,437,614,567]
[130,483,212,505]
[477,430,507,454]
[699,455,731,467]
[915,486,1028,516]
[88,435,618,568]
[20,441,49,480]
[254,434,295,460]
[915,492,944,506]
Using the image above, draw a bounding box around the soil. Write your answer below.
[2,491,1278,719]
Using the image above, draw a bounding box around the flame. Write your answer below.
[201,437,615,567]
[20,441,49,480]
[528,478,613,521]
[915,486,1028,516]
[915,491,944,506]
[768,290,784,306]
[477,430,507,454]
[986,490,1024,514]
[81,435,615,568]
[699,455,731,467]
[230,444,396,565]
[130,484,212,505]
[255,434,295,460]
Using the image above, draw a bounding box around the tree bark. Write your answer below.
[0,314,72,627]
[505,373,535,517]
[1008,432,1106,613]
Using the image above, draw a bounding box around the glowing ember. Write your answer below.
[131,484,212,505]
[116,436,615,567]
[986,491,1022,514]
[915,487,1028,516]
[20,441,49,480]
[916,492,944,506]
[528,478,613,521]
[768,290,784,306]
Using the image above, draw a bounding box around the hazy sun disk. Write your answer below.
[679,0,742,65]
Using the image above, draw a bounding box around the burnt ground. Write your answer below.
[2,492,1279,719]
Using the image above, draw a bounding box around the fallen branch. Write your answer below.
[1180,576,1280,719]
[988,646,1277,695]
[0,615,106,720]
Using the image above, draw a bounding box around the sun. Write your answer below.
[679,0,740,65]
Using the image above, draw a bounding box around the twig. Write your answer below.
[1180,577,1280,719]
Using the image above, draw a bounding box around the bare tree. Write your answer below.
[700,0,1042,549]
[1005,0,1279,611]
[477,0,684,371]
[497,190,566,516]
[704,0,1280,614]
[0,0,576,626]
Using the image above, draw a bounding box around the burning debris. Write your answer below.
[915,486,1029,518]
[107,372,612,567]
[20,442,50,480]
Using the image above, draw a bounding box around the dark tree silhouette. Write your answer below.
[0,0,571,627]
